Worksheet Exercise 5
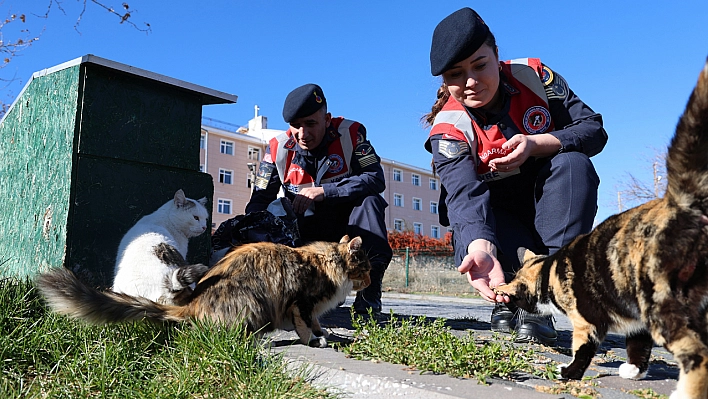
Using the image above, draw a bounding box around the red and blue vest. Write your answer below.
[269,117,360,194]
[429,58,554,182]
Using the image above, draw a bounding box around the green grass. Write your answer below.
[0,273,564,397]
[342,310,557,384]
[0,277,334,399]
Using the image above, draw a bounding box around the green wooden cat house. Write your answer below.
[0,55,237,287]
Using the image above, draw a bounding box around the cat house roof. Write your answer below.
[1,54,238,124]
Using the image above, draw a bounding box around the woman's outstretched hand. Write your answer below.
[458,249,509,303]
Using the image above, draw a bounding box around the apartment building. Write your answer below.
[200,110,446,238]
[199,116,267,229]
[380,159,446,239]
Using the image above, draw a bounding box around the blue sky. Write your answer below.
[4,1,708,224]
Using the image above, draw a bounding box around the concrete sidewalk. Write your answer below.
[269,293,680,398]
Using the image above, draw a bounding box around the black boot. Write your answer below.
[490,302,516,333]
[515,310,557,345]
[353,268,384,315]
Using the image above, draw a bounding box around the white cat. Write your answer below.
[112,189,210,305]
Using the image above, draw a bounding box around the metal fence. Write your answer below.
[382,248,475,296]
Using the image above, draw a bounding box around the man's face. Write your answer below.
[289,108,331,151]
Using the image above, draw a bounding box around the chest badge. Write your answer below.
[523,106,551,134]
[327,154,344,173]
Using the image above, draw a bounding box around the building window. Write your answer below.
[394,219,404,232]
[248,146,261,161]
[393,193,403,207]
[412,173,421,186]
[219,169,233,184]
[412,197,422,211]
[431,225,440,239]
[413,223,423,235]
[220,140,234,155]
[200,134,206,149]
[246,173,253,188]
[393,169,402,182]
[430,201,438,214]
[199,164,204,173]
[430,178,438,190]
[217,199,232,214]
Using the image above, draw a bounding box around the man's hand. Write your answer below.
[291,186,325,214]
[458,250,509,303]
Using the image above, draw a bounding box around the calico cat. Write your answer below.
[37,235,371,347]
[493,59,708,399]
[112,189,210,305]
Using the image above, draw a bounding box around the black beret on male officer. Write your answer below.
[245,83,393,314]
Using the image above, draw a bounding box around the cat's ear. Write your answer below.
[348,236,362,254]
[339,235,350,244]
[197,197,208,207]
[516,247,538,265]
[174,189,187,208]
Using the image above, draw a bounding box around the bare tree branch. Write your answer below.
[78,1,151,34]
[0,13,41,73]
[0,1,150,117]
[616,150,667,212]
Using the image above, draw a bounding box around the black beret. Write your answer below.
[282,83,327,123]
[430,8,490,76]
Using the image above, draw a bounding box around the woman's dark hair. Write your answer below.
[422,31,497,127]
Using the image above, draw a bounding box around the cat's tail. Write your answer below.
[36,267,188,324]
[665,56,708,210]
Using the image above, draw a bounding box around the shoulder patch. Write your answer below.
[541,65,554,86]
[356,132,365,144]
[355,143,379,168]
[254,162,275,190]
[438,140,470,159]
[544,69,569,100]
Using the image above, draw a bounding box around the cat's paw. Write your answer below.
[558,363,585,380]
[184,264,209,283]
[317,329,330,338]
[308,336,328,348]
[618,363,645,380]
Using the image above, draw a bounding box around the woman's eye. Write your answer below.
[475,63,487,71]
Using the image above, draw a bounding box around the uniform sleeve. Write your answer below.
[543,65,608,157]
[429,135,498,257]
[244,150,281,214]
[320,124,386,203]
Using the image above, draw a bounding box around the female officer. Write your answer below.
[424,7,607,345]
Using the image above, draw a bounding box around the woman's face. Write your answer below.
[441,44,500,109]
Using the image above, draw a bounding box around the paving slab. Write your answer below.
[268,293,680,398]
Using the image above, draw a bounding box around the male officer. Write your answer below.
[245,83,392,314]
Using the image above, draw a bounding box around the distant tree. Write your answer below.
[0,1,150,115]
[616,149,667,212]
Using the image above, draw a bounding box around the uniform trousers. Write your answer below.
[452,152,599,281]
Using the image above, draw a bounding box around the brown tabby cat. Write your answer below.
[493,58,708,399]
[37,235,371,348]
